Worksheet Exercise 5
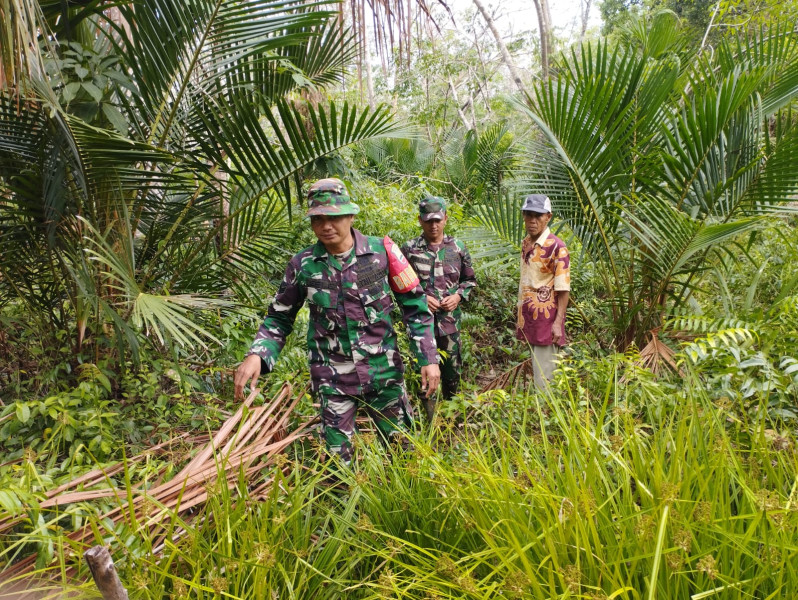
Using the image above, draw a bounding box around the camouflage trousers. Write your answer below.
[437,332,462,400]
[319,383,414,464]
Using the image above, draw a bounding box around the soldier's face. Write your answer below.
[523,211,551,238]
[419,215,447,243]
[310,214,355,250]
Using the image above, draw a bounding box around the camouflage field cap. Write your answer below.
[307,178,360,217]
[418,196,447,221]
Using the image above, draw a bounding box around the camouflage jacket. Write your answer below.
[248,229,438,396]
[401,235,477,336]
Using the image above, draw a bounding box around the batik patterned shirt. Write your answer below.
[401,235,477,337]
[516,228,571,346]
[248,229,438,396]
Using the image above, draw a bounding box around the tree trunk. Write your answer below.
[359,0,375,108]
[448,77,474,131]
[580,0,592,40]
[471,0,527,95]
[353,0,362,98]
[532,0,552,79]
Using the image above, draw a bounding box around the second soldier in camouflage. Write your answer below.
[402,196,476,416]
[235,179,440,464]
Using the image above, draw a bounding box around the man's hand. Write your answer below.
[552,319,565,345]
[420,363,441,397]
[426,295,441,313]
[552,291,569,346]
[439,293,461,312]
[234,354,263,400]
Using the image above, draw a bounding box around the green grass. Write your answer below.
[2,365,797,599]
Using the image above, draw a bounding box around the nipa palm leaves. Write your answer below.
[0,0,409,358]
[469,17,798,349]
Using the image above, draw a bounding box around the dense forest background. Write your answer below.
[2,0,798,597]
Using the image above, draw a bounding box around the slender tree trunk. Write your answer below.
[580,0,592,40]
[448,77,473,131]
[468,90,478,130]
[338,2,346,92]
[532,0,552,79]
[359,0,375,108]
[469,24,493,111]
[406,0,413,70]
[471,0,527,95]
[701,1,722,50]
[364,50,375,109]
[353,0,363,99]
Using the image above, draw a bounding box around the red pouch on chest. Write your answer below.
[383,235,420,293]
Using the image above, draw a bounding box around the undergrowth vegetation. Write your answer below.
[3,356,797,599]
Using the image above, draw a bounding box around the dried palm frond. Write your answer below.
[1,383,310,579]
[479,358,534,393]
[637,330,681,378]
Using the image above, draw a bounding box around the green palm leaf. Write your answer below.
[512,19,798,348]
[165,99,410,291]
[622,196,762,287]
[109,0,334,147]
[74,217,232,349]
[660,68,768,216]
[462,193,525,264]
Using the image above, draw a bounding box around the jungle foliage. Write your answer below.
[0,0,408,368]
[1,1,798,598]
[468,11,798,352]
[4,356,798,599]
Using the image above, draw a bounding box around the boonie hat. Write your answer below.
[307,178,360,217]
[418,196,447,221]
[521,194,552,214]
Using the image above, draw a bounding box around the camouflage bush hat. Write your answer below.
[521,194,552,213]
[418,196,447,221]
[307,178,360,217]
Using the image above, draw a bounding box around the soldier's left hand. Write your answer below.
[439,293,461,311]
[420,363,441,397]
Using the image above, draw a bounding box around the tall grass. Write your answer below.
[3,364,796,599]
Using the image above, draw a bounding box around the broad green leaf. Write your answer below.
[101,103,128,135]
[63,81,81,103]
[15,402,30,423]
[82,81,103,102]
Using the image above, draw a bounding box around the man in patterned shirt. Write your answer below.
[402,196,477,417]
[235,179,440,463]
[516,194,571,388]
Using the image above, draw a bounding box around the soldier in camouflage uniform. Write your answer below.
[235,179,440,464]
[401,196,476,415]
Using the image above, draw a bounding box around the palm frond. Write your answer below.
[461,193,524,264]
[359,136,434,179]
[164,100,409,289]
[739,109,798,215]
[75,217,232,349]
[661,67,768,216]
[715,23,798,116]
[622,195,763,291]
[110,0,336,147]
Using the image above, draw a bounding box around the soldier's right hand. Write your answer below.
[426,295,440,313]
[234,354,263,400]
[420,363,441,397]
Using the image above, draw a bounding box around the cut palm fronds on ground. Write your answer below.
[0,383,310,579]
[637,330,681,377]
[479,358,534,393]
